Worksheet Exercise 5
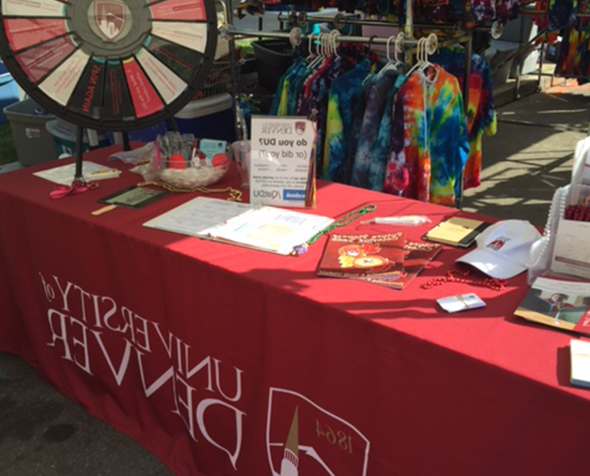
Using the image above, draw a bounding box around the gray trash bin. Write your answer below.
[3,98,59,166]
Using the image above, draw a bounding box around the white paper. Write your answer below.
[570,339,590,388]
[437,294,486,313]
[551,219,590,279]
[209,206,334,255]
[143,197,252,236]
[33,161,118,185]
[250,117,315,208]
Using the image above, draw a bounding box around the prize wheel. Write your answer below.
[0,0,218,132]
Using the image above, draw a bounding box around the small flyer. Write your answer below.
[250,116,317,208]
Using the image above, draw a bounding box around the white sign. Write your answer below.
[250,116,316,208]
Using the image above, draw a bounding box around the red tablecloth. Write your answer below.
[1,145,589,476]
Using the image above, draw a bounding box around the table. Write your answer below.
[1,145,589,476]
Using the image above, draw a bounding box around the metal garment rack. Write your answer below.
[220,2,477,208]
[496,3,590,131]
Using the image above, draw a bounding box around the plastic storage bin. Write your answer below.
[252,39,294,92]
[0,61,19,124]
[108,121,170,145]
[3,98,59,166]
[46,119,110,157]
[174,93,235,143]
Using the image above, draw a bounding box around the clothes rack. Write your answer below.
[221,0,482,208]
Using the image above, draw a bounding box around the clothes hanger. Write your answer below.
[418,33,438,73]
[362,35,379,85]
[330,29,340,59]
[406,36,427,77]
[306,32,317,64]
[308,32,327,70]
[371,34,401,83]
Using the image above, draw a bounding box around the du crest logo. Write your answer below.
[91,0,131,41]
[266,388,370,476]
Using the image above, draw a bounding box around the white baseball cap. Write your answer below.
[456,219,542,279]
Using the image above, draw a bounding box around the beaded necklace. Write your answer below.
[291,204,377,256]
[421,268,507,291]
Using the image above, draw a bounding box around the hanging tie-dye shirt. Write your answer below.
[323,60,371,182]
[351,69,405,189]
[384,64,469,206]
[432,47,496,190]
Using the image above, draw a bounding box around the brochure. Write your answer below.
[316,234,442,290]
[144,197,334,255]
[514,276,590,335]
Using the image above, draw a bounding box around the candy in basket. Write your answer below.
[153,132,230,189]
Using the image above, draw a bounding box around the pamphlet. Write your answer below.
[423,216,491,248]
[514,276,590,335]
[570,339,590,389]
[144,197,334,255]
[316,234,442,290]
[33,161,121,185]
[250,116,316,208]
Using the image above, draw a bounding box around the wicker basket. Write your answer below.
[159,160,230,189]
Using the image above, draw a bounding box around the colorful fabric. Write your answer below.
[495,0,518,21]
[555,17,590,82]
[324,60,371,182]
[351,69,403,189]
[471,0,496,22]
[384,65,469,205]
[432,47,496,189]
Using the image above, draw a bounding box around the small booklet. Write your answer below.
[514,276,590,335]
[423,216,491,248]
[144,197,334,256]
[316,234,441,290]
[570,339,590,389]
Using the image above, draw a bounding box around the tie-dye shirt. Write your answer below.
[432,47,496,189]
[351,69,405,189]
[555,18,590,82]
[323,60,371,182]
[384,64,469,205]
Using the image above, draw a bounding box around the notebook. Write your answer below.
[422,216,491,248]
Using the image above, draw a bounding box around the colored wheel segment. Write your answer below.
[0,0,217,131]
